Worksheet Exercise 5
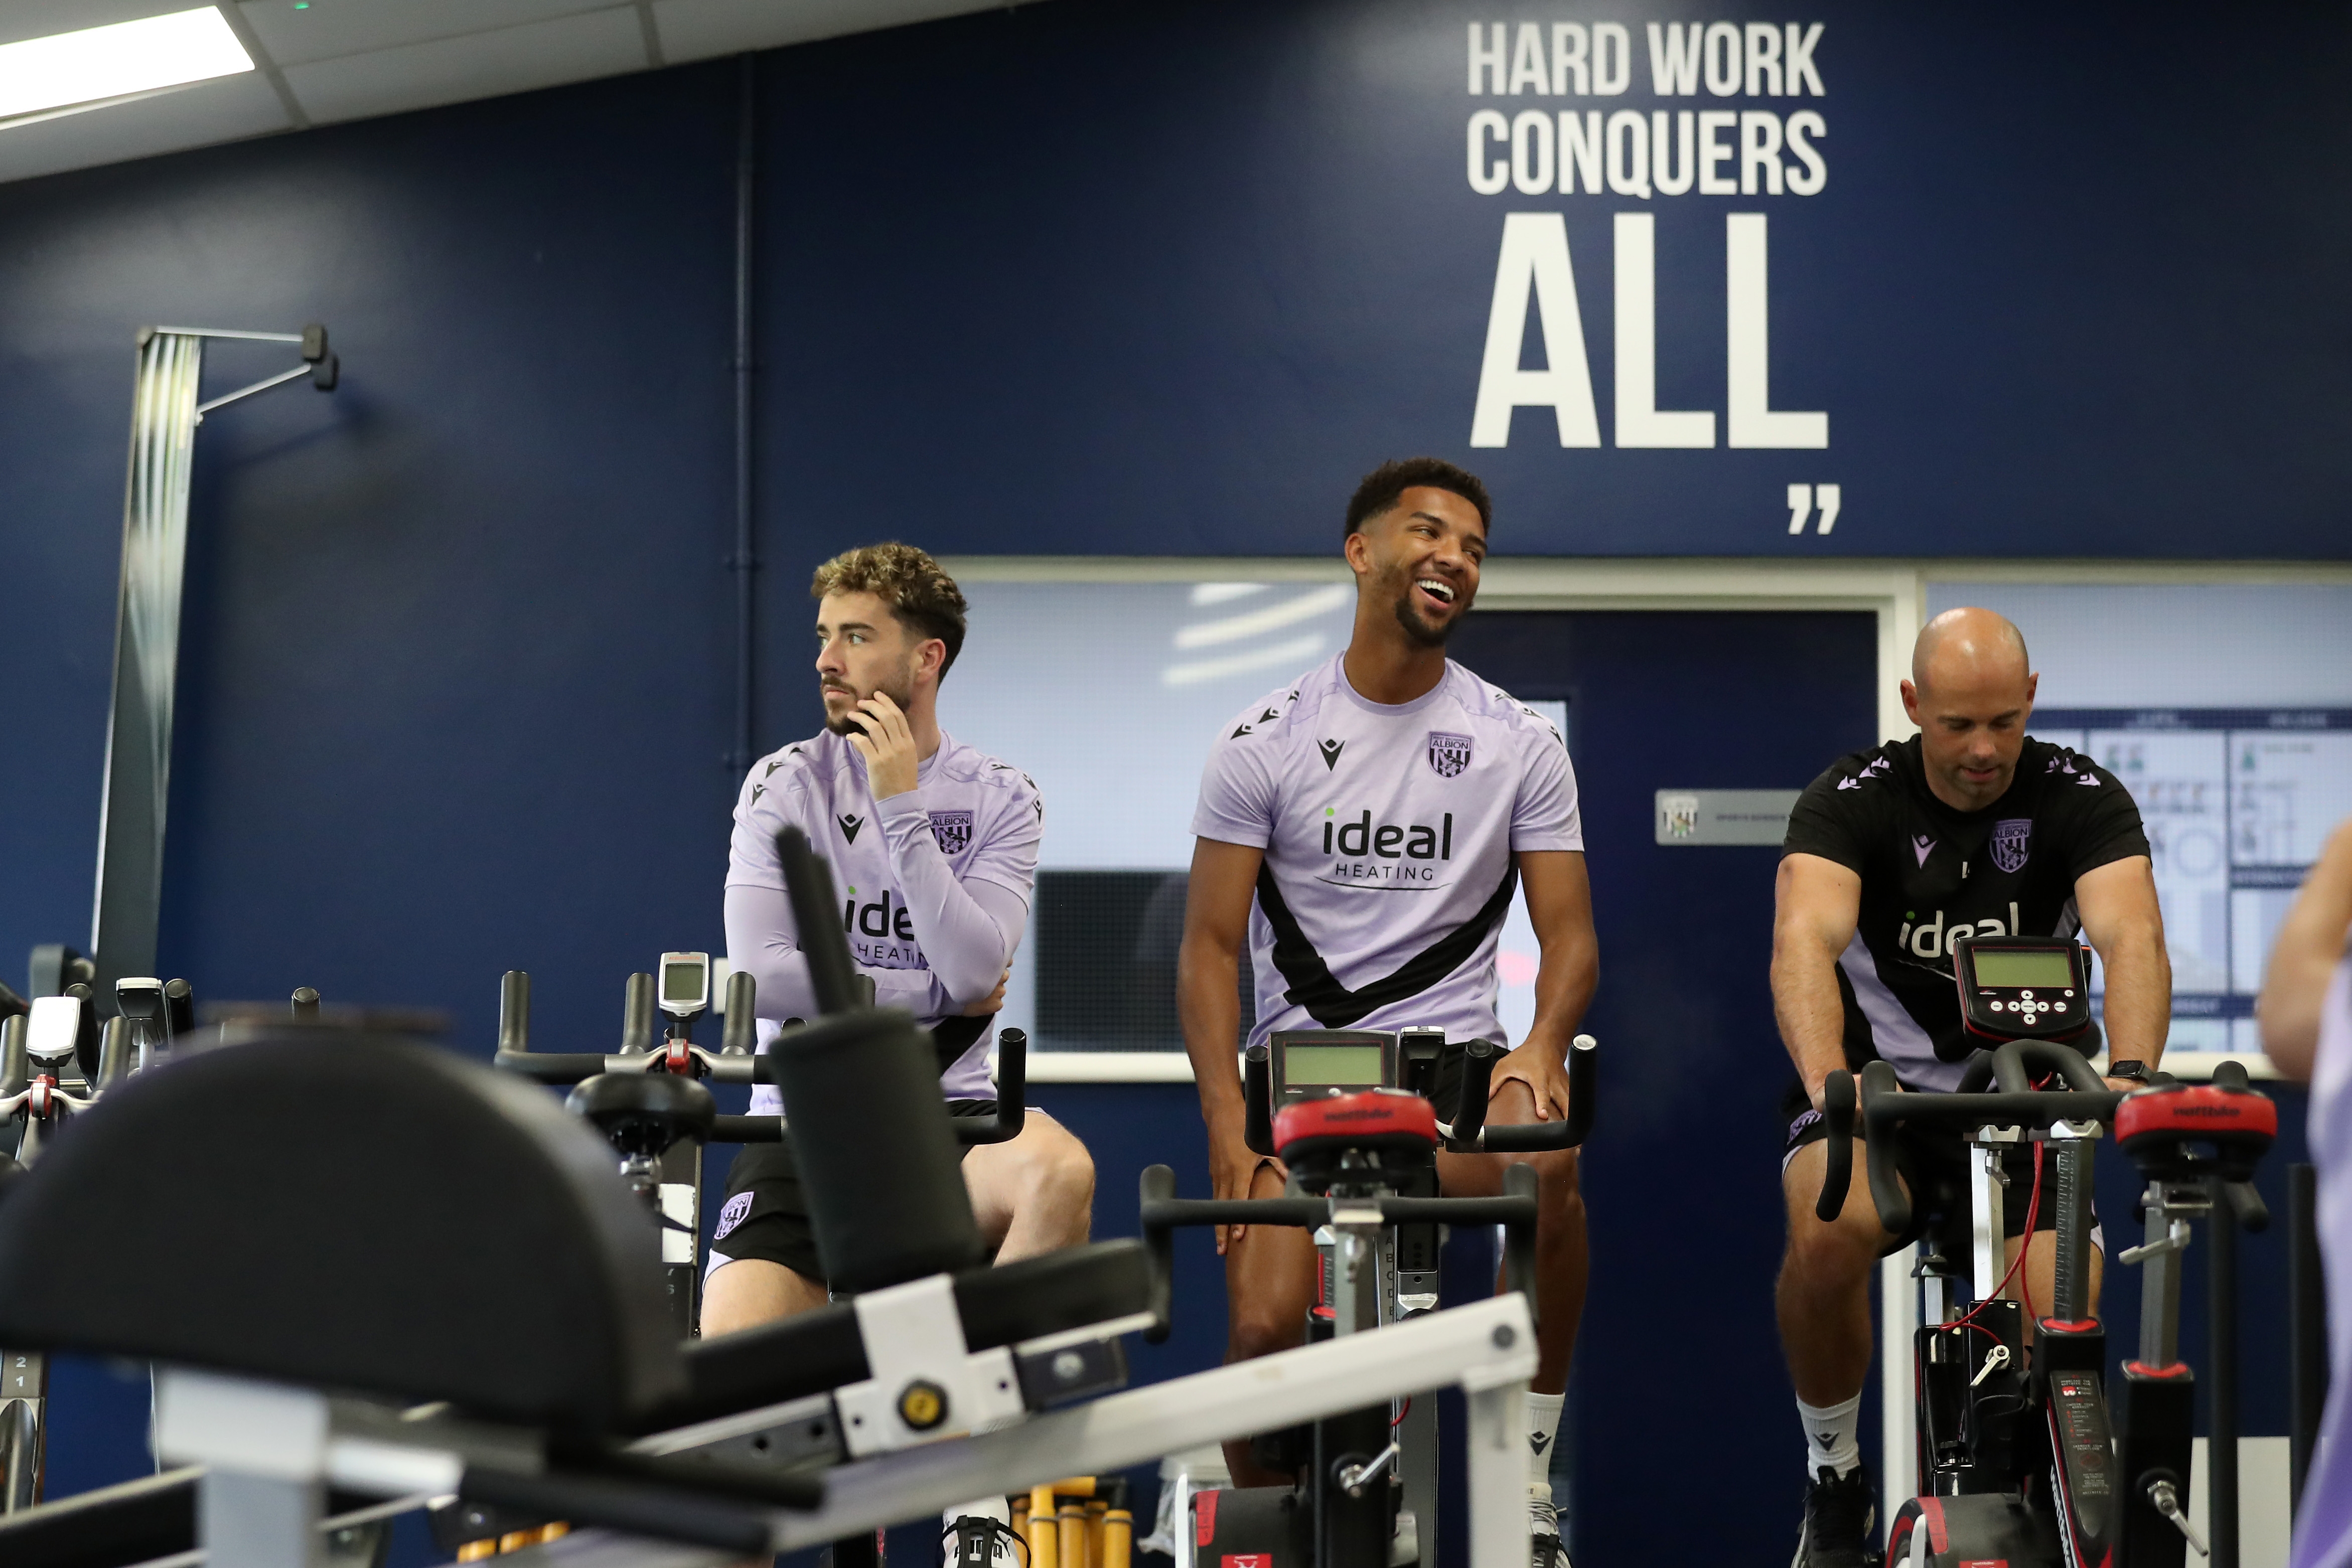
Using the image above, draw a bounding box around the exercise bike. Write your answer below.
[1141,1026,1597,1568]
[1,977,198,1515]
[1815,933,2277,1568]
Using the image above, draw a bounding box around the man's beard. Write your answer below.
[1390,577,1459,649]
[822,676,916,735]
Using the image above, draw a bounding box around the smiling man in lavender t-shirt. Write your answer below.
[1178,457,1600,1568]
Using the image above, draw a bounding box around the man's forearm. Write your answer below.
[1771,938,1849,1099]
[1177,937,1246,1131]
[2097,920,2171,1068]
[1525,932,1597,1056]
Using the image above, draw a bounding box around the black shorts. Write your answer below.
[709,1100,997,1287]
[1779,1078,2090,1251]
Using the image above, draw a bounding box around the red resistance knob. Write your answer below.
[1273,1088,1439,1169]
[2115,1082,2277,1183]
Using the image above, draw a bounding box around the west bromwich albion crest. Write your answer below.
[1427,731,1473,778]
[928,810,974,856]
[1990,818,2032,874]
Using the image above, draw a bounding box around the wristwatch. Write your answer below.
[2105,1059,2149,1083]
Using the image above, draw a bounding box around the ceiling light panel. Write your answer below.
[238,0,620,71]
[0,7,252,122]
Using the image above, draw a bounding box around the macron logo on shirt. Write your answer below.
[1318,739,1345,770]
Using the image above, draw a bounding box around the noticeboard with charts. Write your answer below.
[2035,708,2352,1057]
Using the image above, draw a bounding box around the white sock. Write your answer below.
[1797,1392,1862,1478]
[1526,1391,1565,1487]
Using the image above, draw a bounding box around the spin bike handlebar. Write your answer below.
[494,966,1027,1146]
[1241,1032,1597,1157]
[1815,1043,2129,1234]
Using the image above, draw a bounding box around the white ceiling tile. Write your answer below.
[651,0,1018,66]
[238,0,624,70]
[0,1,210,52]
[282,6,648,125]
[0,68,288,184]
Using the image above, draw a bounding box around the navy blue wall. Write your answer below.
[0,0,2344,1544]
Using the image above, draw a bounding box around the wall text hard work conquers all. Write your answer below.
[1461,21,1834,491]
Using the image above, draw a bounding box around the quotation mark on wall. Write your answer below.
[1786,483,1841,536]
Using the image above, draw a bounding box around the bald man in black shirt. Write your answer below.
[1772,608,2170,1568]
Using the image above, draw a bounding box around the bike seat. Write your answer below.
[0,1029,682,1432]
[1273,1089,1437,1187]
[2115,1080,2276,1183]
[566,1070,717,1158]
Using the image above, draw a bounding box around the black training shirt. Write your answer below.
[1781,734,2149,1090]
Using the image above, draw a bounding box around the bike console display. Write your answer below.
[1951,934,2091,1042]
[657,952,711,1019]
[1267,1029,1396,1106]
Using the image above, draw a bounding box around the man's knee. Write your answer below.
[1228,1291,1305,1361]
[1019,1121,1096,1210]
[1781,1207,1884,1289]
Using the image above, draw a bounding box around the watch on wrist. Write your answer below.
[2106,1059,2149,1083]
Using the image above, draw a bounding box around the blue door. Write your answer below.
[1447,609,1879,1565]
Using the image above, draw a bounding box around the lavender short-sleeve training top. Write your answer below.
[1191,653,1582,1054]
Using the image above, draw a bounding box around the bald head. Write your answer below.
[1912,608,2030,695]
[1902,608,2037,810]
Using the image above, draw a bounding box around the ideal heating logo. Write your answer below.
[840,885,926,969]
[1897,902,2021,960]
[1321,809,1455,883]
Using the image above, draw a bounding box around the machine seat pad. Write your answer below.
[649,1239,1153,1431]
[0,1031,681,1431]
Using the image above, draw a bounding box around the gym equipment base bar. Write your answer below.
[497,1294,1537,1568]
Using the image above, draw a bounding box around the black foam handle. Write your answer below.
[621,974,655,1053]
[1859,1060,1913,1236]
[1139,1164,1177,1343]
[164,979,194,1037]
[64,984,99,1080]
[1816,1070,1856,1221]
[1243,1044,1274,1156]
[709,1114,786,1143]
[956,1028,1027,1145]
[721,971,756,1053]
[1501,1163,1539,1316]
[1482,1120,1580,1153]
[1451,1037,1498,1145]
[499,972,530,1054]
[0,980,28,1020]
[495,1051,614,1084]
[779,827,861,1017]
[96,1017,131,1089]
[1563,1032,1597,1146]
[1,1014,27,1096]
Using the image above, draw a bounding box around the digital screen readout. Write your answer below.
[1282,1043,1387,1086]
[662,963,705,1001]
[1971,949,2077,988]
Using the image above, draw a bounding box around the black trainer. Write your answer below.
[1792,1464,1873,1568]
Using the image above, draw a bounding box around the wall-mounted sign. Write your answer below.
[773,1,2352,561]
[1654,789,1801,845]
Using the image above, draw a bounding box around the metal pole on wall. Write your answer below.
[727,52,759,776]
[83,326,337,1002]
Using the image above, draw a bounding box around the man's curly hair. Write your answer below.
[811,542,968,675]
